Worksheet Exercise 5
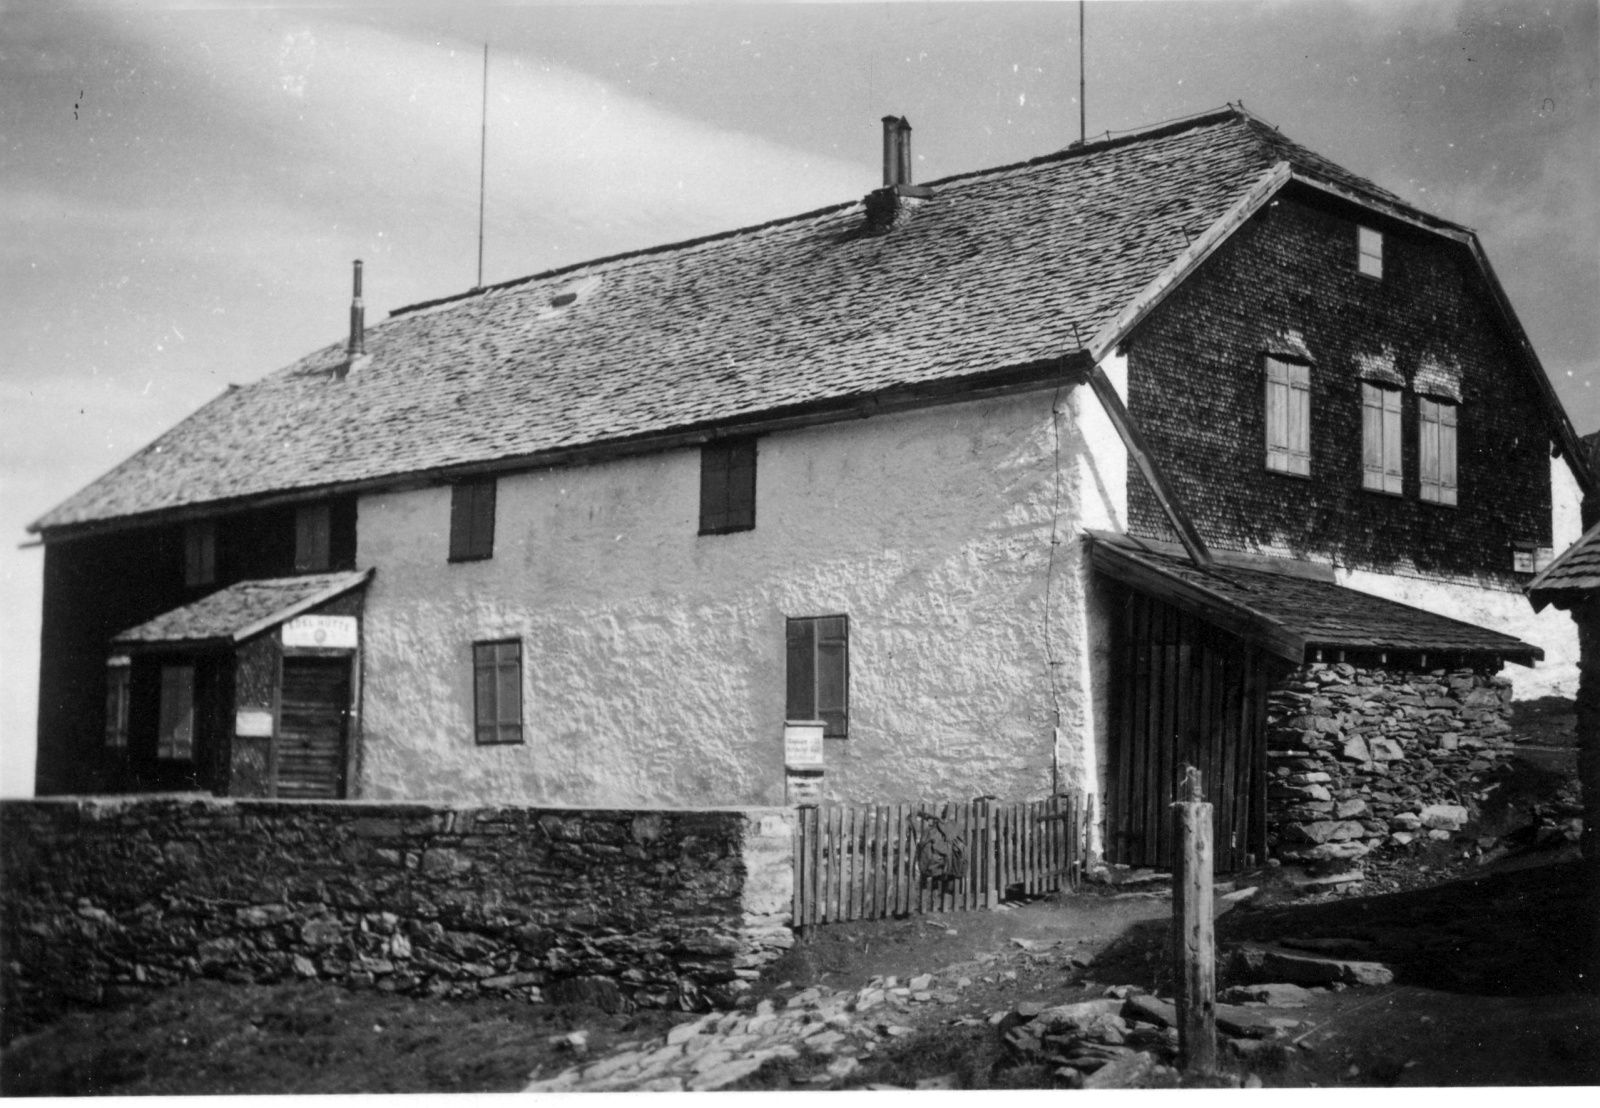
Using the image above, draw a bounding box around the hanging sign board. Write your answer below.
[235,709,274,738]
[784,721,826,770]
[282,615,358,649]
[786,773,824,807]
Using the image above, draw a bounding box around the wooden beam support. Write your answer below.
[1173,765,1218,1075]
[1085,364,1212,567]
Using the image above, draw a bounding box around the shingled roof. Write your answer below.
[112,571,371,647]
[1527,519,1600,611]
[1088,532,1541,665]
[29,107,1521,536]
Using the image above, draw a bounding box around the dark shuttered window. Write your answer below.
[105,660,130,749]
[786,615,848,738]
[157,664,195,760]
[450,478,498,561]
[699,439,757,535]
[294,503,331,572]
[184,521,216,588]
[473,640,523,745]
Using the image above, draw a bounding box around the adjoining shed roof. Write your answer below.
[111,570,371,648]
[1088,532,1542,665]
[29,106,1584,538]
[1527,518,1600,611]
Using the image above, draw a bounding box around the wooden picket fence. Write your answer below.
[791,795,1093,929]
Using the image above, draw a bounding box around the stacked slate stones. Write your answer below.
[1264,662,1515,865]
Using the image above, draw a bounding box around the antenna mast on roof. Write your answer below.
[476,42,489,290]
[1078,0,1086,145]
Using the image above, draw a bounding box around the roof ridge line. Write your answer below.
[390,104,1250,321]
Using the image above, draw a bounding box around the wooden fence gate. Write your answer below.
[792,795,1092,928]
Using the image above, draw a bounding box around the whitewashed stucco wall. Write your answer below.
[355,386,1122,808]
[1332,452,1586,701]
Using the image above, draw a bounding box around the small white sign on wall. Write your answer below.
[784,721,826,770]
[787,773,824,807]
[282,615,358,649]
[235,709,274,737]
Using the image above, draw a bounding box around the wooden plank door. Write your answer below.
[277,657,351,799]
[1105,589,1268,873]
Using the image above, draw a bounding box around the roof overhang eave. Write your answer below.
[1087,535,1307,663]
[31,356,1096,545]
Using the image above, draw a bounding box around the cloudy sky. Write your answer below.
[2,0,1596,795]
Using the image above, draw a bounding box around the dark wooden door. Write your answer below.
[1105,589,1271,873]
[278,657,350,799]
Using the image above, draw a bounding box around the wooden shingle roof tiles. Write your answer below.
[28,108,1442,535]
[112,571,371,647]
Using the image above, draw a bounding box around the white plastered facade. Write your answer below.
[355,372,1129,809]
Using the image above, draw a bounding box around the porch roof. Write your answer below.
[111,570,372,648]
[1086,532,1541,666]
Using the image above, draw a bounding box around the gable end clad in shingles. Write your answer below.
[27,106,1589,539]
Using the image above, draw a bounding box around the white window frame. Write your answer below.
[1358,225,1383,279]
[1265,357,1311,476]
[1418,396,1458,506]
[1361,383,1404,495]
[105,657,131,749]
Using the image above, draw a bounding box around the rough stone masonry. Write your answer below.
[1265,662,1515,864]
[0,796,795,1042]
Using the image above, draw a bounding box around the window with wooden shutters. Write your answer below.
[105,659,130,749]
[473,640,523,744]
[157,664,195,760]
[294,503,331,572]
[184,521,216,588]
[1419,397,1459,506]
[786,615,848,738]
[449,478,497,561]
[1357,225,1384,279]
[1361,383,1404,494]
[699,439,757,535]
[1264,357,1311,476]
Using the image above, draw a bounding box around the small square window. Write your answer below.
[449,479,497,562]
[184,520,216,588]
[295,504,331,572]
[786,615,848,738]
[699,439,757,535]
[473,640,523,744]
[1357,226,1383,279]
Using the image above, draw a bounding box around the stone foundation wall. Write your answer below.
[1265,663,1514,864]
[0,797,795,1042]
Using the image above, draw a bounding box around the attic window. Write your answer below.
[549,291,578,309]
[1357,226,1383,279]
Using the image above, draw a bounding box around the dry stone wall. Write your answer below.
[1265,663,1514,864]
[0,797,795,1042]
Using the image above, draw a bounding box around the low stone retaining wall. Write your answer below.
[1265,663,1514,864]
[0,796,794,1042]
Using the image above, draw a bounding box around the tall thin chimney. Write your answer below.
[347,259,365,356]
[881,115,901,186]
[882,115,914,187]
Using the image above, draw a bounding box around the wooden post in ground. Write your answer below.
[1173,764,1217,1074]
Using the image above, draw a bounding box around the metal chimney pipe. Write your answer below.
[347,259,366,356]
[881,115,902,186]
[896,117,914,186]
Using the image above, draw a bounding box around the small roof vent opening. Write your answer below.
[537,274,603,320]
